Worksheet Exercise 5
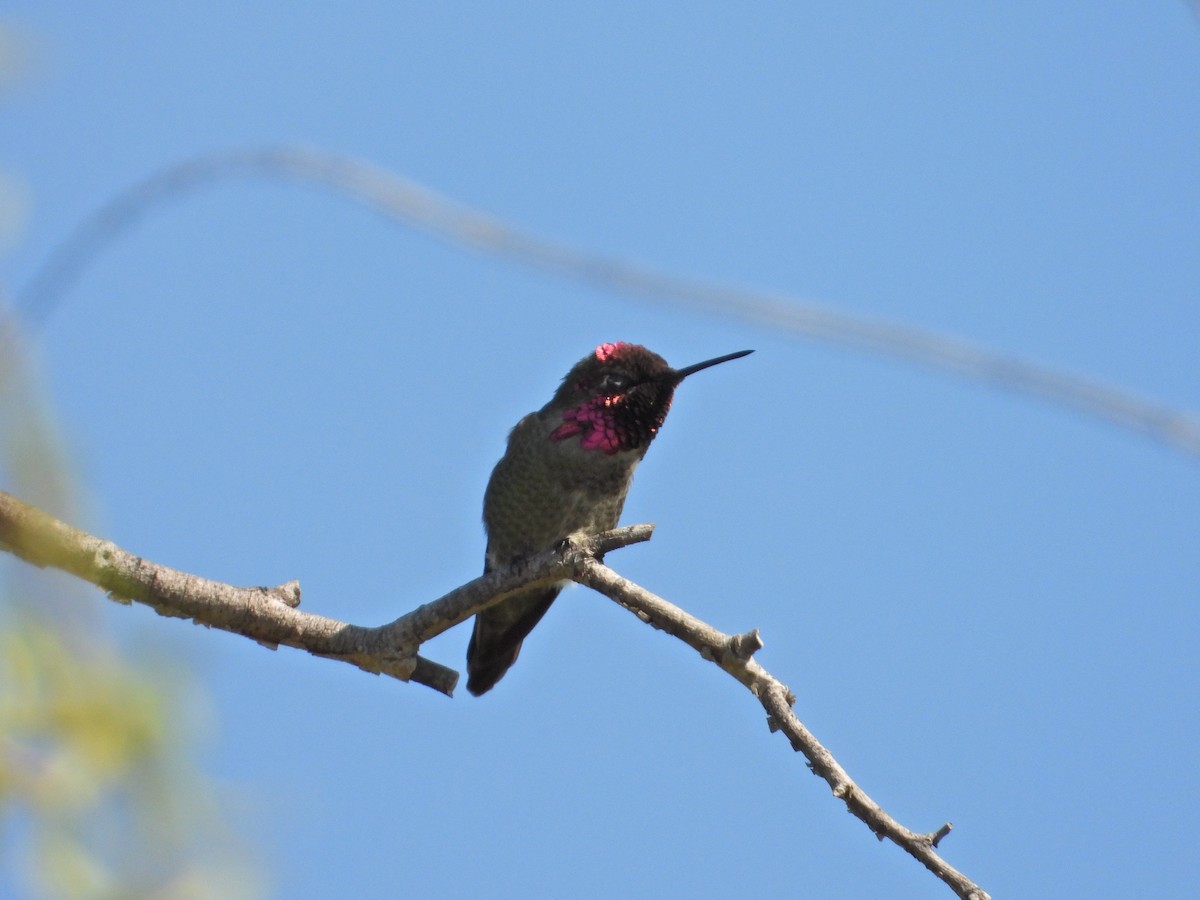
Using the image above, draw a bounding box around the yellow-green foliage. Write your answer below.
[0,614,262,899]
[0,312,260,899]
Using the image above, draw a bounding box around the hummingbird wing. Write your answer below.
[467,401,636,696]
[465,582,562,696]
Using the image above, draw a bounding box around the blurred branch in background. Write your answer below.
[13,146,1200,460]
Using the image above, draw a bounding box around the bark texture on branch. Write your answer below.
[0,489,649,696]
[0,488,988,898]
[574,560,990,900]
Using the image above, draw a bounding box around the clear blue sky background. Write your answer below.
[3,4,1199,898]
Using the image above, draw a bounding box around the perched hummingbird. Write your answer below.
[466,341,753,696]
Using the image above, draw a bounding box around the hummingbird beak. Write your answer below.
[668,349,754,383]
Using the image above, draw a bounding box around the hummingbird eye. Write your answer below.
[601,373,631,394]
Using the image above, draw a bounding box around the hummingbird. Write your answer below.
[466,341,753,696]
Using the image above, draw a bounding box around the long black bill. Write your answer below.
[669,348,754,383]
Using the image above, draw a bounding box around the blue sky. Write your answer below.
[3,4,1199,898]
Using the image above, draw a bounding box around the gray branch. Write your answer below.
[0,489,649,695]
[0,487,987,897]
[574,558,991,900]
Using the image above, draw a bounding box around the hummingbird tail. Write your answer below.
[466,586,561,696]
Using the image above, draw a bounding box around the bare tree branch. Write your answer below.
[0,489,650,696]
[576,559,990,900]
[0,486,989,897]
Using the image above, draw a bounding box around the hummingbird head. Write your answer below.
[547,342,753,456]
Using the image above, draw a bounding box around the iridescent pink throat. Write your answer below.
[549,395,646,456]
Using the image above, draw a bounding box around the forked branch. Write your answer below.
[0,488,988,898]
